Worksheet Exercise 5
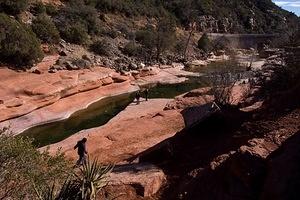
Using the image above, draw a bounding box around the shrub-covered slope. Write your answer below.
[0,0,299,68]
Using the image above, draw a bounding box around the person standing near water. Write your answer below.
[144,88,149,101]
[135,91,141,104]
[74,138,88,165]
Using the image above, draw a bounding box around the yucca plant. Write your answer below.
[34,178,81,200]
[74,157,114,200]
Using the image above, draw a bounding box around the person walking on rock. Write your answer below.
[135,91,141,104]
[74,138,88,165]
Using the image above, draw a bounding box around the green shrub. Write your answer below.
[198,33,212,53]
[90,39,112,56]
[212,36,230,51]
[135,25,156,51]
[156,16,177,59]
[136,16,176,60]
[0,13,43,67]
[32,14,60,44]
[61,23,89,45]
[123,41,140,56]
[32,2,46,15]
[45,3,58,16]
[57,1,99,35]
[0,128,71,199]
[0,0,29,15]
[34,157,113,200]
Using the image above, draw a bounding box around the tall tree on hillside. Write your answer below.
[156,16,176,61]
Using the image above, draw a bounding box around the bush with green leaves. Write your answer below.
[56,0,100,43]
[90,39,113,56]
[135,25,156,52]
[61,23,89,45]
[156,16,177,60]
[34,157,113,200]
[198,33,212,53]
[0,0,28,15]
[123,41,140,56]
[0,127,71,199]
[136,16,176,60]
[32,14,60,44]
[212,36,230,51]
[32,2,46,15]
[0,13,43,67]
[45,3,58,16]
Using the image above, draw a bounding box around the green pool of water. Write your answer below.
[21,60,247,147]
[20,78,206,147]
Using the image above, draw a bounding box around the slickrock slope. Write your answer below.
[44,99,185,164]
[0,55,118,122]
[0,55,197,133]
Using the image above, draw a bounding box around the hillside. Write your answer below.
[0,0,299,69]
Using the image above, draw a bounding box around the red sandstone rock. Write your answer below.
[43,99,185,164]
[109,163,166,197]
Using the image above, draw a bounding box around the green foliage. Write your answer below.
[61,23,89,45]
[34,157,113,200]
[136,16,176,60]
[106,28,118,39]
[0,0,28,15]
[136,25,156,51]
[90,39,112,56]
[156,16,177,59]
[34,178,80,200]
[0,127,71,199]
[32,2,46,15]
[75,158,113,200]
[45,4,58,16]
[32,14,60,44]
[123,41,140,56]
[0,128,113,200]
[92,0,163,17]
[56,1,101,44]
[0,13,43,67]
[212,36,230,51]
[198,33,212,53]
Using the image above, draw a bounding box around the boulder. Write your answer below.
[4,98,24,108]
[48,68,58,73]
[72,59,92,69]
[101,77,114,85]
[109,163,166,197]
[29,67,42,74]
[183,87,212,98]
[131,70,140,78]
[165,95,214,110]
[111,74,129,83]
[82,54,93,62]
[139,67,159,77]
[129,63,138,70]
[186,60,208,67]
[59,50,68,56]
[65,61,79,70]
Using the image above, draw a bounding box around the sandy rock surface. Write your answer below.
[165,87,214,110]
[43,99,185,164]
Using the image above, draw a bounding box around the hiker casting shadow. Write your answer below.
[74,137,88,166]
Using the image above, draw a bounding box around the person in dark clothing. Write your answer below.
[74,138,88,165]
[135,91,141,104]
[144,89,149,101]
